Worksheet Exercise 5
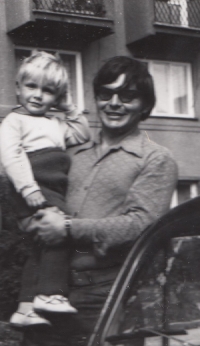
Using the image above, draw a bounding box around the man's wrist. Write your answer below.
[64,215,72,237]
[59,211,72,238]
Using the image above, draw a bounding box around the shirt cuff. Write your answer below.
[21,183,41,198]
[70,218,95,245]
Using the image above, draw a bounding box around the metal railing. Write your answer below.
[32,0,106,17]
[155,0,200,28]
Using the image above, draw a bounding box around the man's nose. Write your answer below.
[110,93,121,107]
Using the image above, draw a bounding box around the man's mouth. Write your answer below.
[106,112,126,119]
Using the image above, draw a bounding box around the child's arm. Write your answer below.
[64,108,91,147]
[0,113,46,207]
[56,92,90,147]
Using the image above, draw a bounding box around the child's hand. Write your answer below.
[25,191,47,208]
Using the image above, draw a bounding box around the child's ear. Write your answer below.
[52,94,60,107]
[50,98,60,110]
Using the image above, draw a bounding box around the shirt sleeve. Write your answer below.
[64,108,90,147]
[70,152,178,256]
[0,113,40,197]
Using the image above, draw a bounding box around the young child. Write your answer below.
[0,51,90,327]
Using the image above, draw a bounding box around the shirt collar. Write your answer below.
[116,128,144,158]
[13,105,66,120]
[75,127,144,158]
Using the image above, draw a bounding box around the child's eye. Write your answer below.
[25,83,37,89]
[43,87,55,94]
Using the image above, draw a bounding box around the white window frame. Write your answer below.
[146,59,194,118]
[170,181,199,209]
[15,46,85,113]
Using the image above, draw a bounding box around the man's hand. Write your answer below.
[27,207,68,246]
[25,191,46,208]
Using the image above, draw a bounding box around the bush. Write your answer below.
[0,176,30,320]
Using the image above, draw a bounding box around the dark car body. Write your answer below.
[88,197,200,346]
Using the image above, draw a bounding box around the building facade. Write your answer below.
[0,0,200,205]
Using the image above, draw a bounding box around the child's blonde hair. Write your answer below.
[16,51,68,101]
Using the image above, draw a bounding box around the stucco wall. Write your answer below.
[140,125,200,179]
[0,1,16,120]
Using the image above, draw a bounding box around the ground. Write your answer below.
[0,322,22,346]
[146,328,200,346]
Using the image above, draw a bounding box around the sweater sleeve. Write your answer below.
[70,152,178,256]
[64,108,90,147]
[0,113,40,197]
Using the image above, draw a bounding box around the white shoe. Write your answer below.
[33,295,78,314]
[10,310,51,328]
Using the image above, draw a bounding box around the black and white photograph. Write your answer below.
[1,1,200,345]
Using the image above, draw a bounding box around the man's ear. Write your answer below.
[140,106,151,120]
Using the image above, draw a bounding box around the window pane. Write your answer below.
[152,63,170,114]
[169,3,181,25]
[149,60,192,117]
[177,182,190,205]
[171,64,188,114]
[60,53,76,105]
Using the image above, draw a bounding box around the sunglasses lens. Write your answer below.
[98,89,112,101]
[119,91,139,103]
[98,88,140,103]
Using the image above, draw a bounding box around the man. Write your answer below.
[22,56,178,346]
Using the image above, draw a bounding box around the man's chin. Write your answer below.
[103,117,130,130]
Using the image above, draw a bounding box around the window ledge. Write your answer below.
[150,115,198,121]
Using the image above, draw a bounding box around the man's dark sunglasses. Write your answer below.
[97,87,140,103]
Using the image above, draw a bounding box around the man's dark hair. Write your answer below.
[93,56,156,120]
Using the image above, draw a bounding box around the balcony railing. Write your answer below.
[155,0,200,29]
[32,0,106,17]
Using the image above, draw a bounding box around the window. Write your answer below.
[170,180,199,208]
[15,47,85,112]
[147,60,194,118]
[155,0,200,29]
[155,0,189,26]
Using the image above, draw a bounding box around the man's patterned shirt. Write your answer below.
[66,128,178,269]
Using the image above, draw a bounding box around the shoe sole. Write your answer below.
[10,322,51,330]
[34,307,78,315]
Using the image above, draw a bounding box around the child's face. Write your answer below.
[16,74,58,115]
